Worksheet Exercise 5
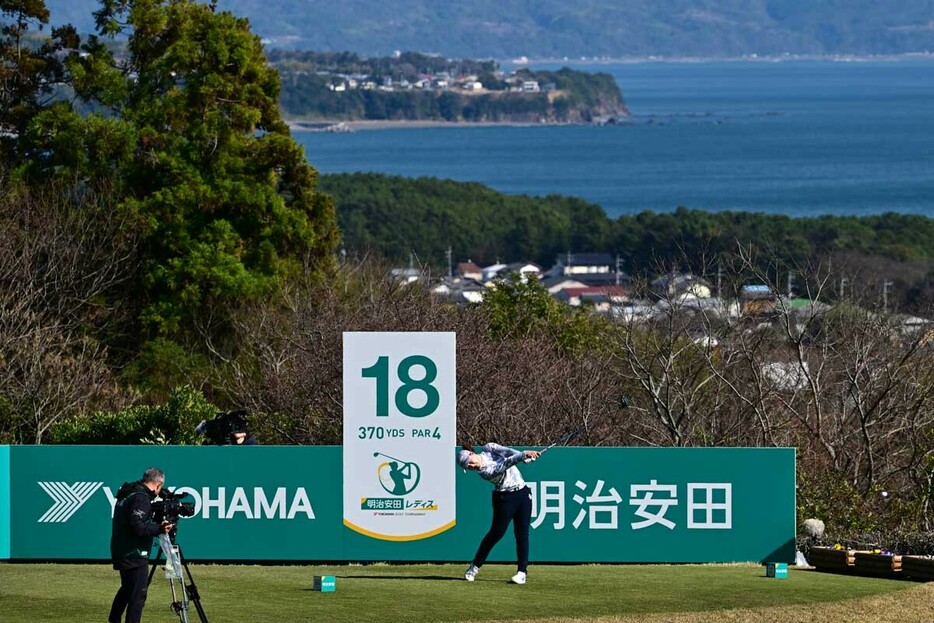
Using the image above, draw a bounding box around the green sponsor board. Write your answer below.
[3,446,795,563]
[10,446,340,560]
[1,445,9,559]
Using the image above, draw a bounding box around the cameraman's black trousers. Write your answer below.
[109,565,149,623]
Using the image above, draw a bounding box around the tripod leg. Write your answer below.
[153,539,191,623]
[178,548,209,623]
[189,589,208,623]
[168,576,190,623]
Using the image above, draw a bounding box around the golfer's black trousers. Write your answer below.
[109,564,149,623]
[472,486,532,572]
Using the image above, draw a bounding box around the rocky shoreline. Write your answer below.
[288,116,630,133]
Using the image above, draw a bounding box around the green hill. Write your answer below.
[45,0,934,58]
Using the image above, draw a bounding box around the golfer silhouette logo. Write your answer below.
[374,452,421,496]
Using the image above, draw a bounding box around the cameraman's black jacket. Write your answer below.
[110,480,161,570]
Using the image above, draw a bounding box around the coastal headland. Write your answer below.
[273,51,628,126]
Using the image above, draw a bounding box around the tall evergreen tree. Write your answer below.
[25,0,339,353]
[0,0,77,164]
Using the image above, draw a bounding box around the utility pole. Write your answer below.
[446,246,452,280]
[787,272,794,298]
[839,277,848,300]
[883,280,894,312]
[717,263,723,299]
[615,254,623,286]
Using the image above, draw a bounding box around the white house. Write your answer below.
[502,262,542,279]
[539,275,587,295]
[651,273,713,299]
[456,261,483,281]
[481,263,508,282]
[549,253,613,276]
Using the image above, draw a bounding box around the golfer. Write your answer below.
[458,442,541,584]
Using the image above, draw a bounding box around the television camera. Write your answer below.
[152,489,196,529]
[195,410,249,445]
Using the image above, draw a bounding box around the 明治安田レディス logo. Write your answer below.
[373,452,421,496]
[37,481,104,523]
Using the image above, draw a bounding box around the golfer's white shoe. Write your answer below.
[464,565,479,581]
[510,571,527,585]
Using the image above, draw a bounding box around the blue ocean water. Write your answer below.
[294,60,934,218]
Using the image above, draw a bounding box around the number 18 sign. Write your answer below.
[342,332,456,541]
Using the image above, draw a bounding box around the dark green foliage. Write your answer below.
[46,385,219,445]
[121,338,212,401]
[74,0,339,337]
[322,173,934,271]
[282,89,554,123]
[0,0,342,405]
[0,0,78,164]
[798,471,888,535]
[320,172,611,267]
[14,0,339,358]
[482,276,604,355]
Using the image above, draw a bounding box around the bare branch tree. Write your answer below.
[216,258,623,447]
[0,174,135,442]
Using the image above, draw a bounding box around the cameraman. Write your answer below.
[109,467,173,623]
[196,410,258,445]
[230,427,257,445]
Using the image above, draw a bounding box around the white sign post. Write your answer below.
[342,332,456,540]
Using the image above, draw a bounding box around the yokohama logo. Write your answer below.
[37,482,104,523]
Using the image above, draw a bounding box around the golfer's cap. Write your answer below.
[458,449,472,468]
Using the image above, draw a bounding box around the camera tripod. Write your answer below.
[147,537,208,623]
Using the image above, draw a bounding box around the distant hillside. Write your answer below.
[45,0,934,59]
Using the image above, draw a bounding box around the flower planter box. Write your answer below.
[808,547,857,572]
[853,552,902,578]
[901,556,934,581]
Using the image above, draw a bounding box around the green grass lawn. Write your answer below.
[0,562,913,623]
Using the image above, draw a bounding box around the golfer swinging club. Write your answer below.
[458,443,541,584]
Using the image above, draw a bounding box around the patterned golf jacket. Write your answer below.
[477,443,527,492]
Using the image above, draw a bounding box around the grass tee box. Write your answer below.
[0,563,921,623]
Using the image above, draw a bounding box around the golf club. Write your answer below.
[373,452,407,463]
[524,427,582,462]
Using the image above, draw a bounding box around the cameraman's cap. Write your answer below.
[457,449,471,469]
